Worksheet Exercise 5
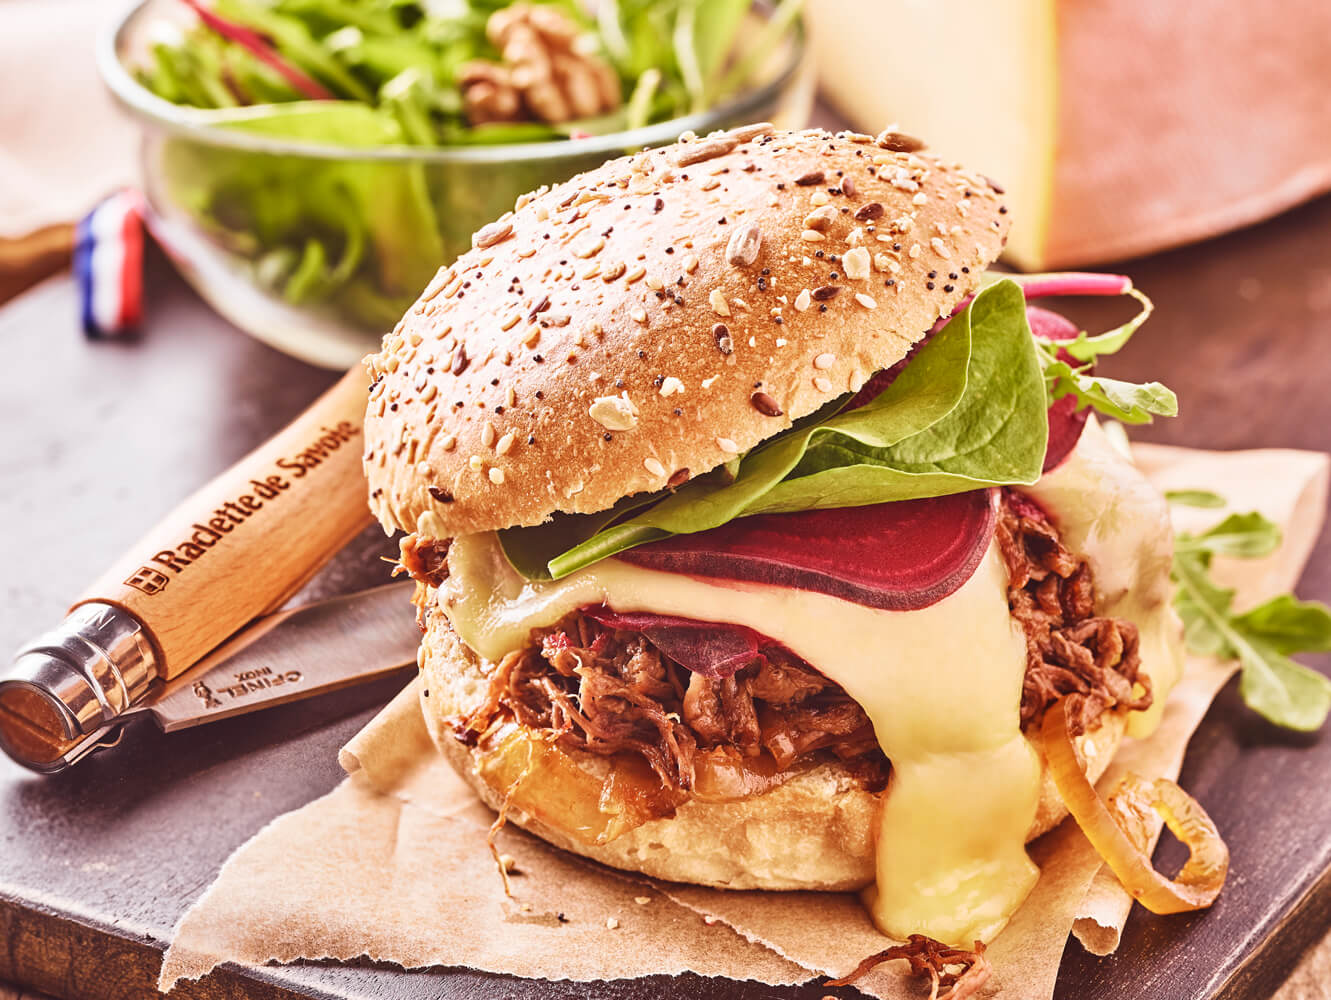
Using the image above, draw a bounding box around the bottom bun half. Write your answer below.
[420,616,1124,892]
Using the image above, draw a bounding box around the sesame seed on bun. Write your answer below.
[362,125,1010,540]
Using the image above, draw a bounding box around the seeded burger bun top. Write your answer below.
[362,124,1010,540]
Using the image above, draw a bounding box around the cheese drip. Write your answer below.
[439,419,1182,945]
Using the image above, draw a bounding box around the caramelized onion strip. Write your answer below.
[1041,700,1228,913]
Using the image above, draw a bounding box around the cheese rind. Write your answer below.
[807,0,1056,266]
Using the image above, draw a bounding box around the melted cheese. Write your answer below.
[439,417,1182,944]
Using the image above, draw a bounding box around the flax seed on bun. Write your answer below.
[362,125,1009,541]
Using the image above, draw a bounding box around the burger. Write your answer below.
[361,124,1189,948]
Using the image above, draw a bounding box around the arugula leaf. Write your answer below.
[502,279,1048,579]
[714,0,804,103]
[671,0,706,112]
[1165,489,1227,508]
[1174,512,1282,559]
[212,0,374,101]
[1038,350,1178,425]
[991,274,1174,424]
[692,0,753,85]
[1171,511,1331,732]
[1231,595,1331,656]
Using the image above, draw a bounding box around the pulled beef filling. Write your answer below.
[996,489,1152,736]
[443,490,1153,797]
[471,614,888,795]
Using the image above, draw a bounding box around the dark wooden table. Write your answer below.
[2,189,1330,999]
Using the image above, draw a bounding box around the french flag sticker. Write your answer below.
[75,190,146,339]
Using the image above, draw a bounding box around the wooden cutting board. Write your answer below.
[2,200,1330,1000]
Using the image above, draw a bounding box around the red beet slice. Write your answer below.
[1026,304,1078,343]
[1044,393,1088,473]
[1028,306,1090,472]
[616,489,999,612]
[581,607,773,679]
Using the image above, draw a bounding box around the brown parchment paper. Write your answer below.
[158,443,1329,999]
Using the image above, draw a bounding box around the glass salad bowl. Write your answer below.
[98,0,814,369]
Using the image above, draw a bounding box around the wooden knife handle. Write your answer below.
[75,367,374,681]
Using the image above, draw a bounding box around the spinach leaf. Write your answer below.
[752,277,1046,513]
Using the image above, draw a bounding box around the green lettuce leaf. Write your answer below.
[501,278,1048,579]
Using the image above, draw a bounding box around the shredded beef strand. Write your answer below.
[399,535,452,631]
[827,935,991,999]
[400,534,451,588]
[999,490,1153,735]
[486,749,536,900]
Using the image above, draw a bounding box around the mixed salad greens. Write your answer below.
[133,0,802,330]
[140,0,800,141]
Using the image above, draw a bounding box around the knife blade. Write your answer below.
[139,580,420,732]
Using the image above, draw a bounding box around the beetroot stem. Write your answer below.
[936,272,1134,332]
[180,0,334,101]
[1016,272,1134,299]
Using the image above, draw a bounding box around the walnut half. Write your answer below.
[461,3,621,127]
